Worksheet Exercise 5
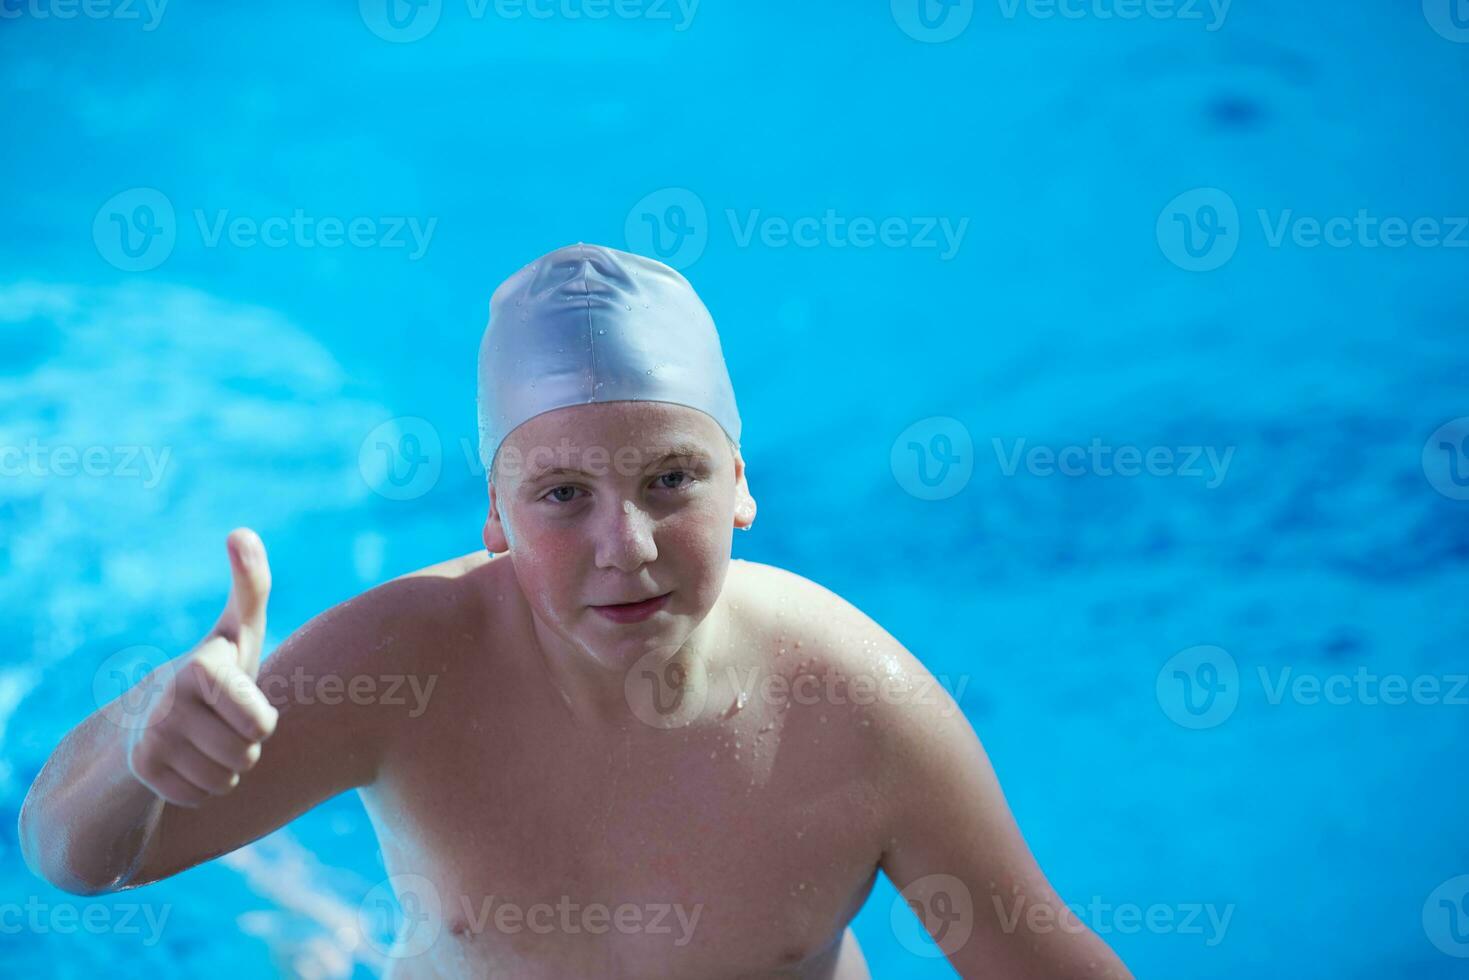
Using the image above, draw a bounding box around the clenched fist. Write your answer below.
[125,528,279,808]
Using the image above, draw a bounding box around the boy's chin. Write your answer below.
[575,621,688,670]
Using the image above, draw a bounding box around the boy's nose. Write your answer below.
[593,499,659,572]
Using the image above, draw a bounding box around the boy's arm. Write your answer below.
[864,635,1135,979]
[18,529,392,895]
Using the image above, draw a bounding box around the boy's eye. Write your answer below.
[539,471,695,504]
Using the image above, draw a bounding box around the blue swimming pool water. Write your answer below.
[2,2,1467,977]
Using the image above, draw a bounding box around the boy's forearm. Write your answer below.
[18,708,167,896]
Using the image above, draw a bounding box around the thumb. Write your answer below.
[216,526,272,678]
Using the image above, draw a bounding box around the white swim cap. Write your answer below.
[477,242,742,478]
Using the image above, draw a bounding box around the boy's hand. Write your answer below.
[124,528,280,808]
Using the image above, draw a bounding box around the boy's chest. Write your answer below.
[364,671,886,978]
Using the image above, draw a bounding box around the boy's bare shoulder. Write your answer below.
[271,550,501,674]
[729,559,928,684]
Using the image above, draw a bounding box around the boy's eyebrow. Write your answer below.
[524,442,713,481]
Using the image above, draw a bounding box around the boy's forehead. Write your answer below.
[499,402,726,481]
[512,401,719,447]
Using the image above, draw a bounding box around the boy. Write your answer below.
[19,244,1133,978]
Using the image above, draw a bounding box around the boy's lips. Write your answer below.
[590,591,673,623]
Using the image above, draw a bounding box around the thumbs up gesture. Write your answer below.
[125,528,280,808]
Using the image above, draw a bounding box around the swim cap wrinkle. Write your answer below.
[477,243,741,477]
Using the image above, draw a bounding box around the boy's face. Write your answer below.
[483,400,755,669]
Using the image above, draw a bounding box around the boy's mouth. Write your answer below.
[590,591,673,624]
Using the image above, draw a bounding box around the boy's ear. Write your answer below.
[732,450,756,531]
[483,480,512,553]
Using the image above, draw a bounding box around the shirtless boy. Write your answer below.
[19,243,1134,979]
